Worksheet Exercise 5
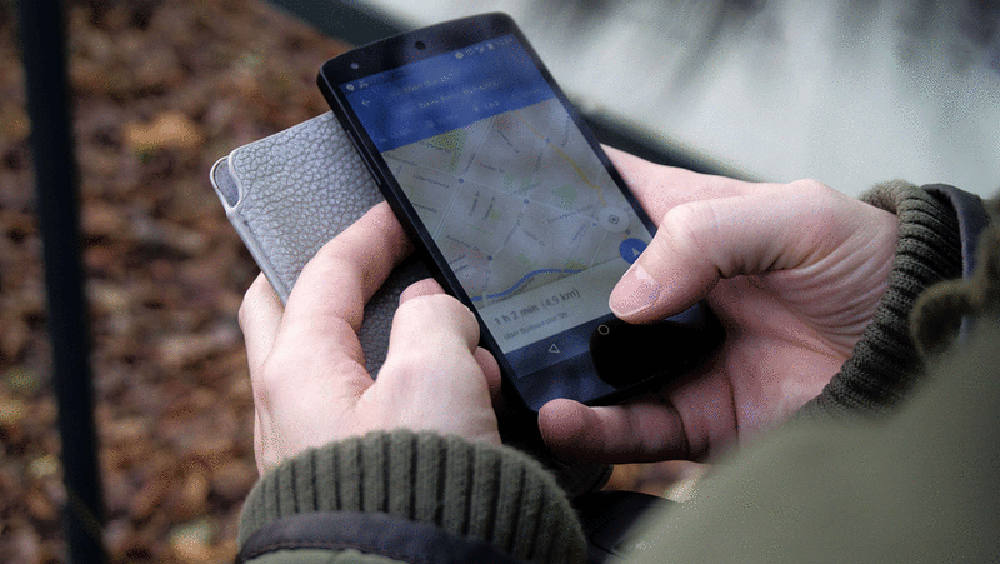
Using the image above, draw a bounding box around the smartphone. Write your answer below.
[317,13,721,411]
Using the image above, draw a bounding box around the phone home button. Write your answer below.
[589,318,650,388]
[590,318,709,389]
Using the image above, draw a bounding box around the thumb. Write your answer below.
[610,186,832,322]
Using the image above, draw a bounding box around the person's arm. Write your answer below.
[234,203,585,563]
[232,151,983,561]
[798,181,967,416]
[623,203,1000,564]
[537,155,971,463]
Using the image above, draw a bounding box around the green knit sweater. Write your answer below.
[239,183,997,563]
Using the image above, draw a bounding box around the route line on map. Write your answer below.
[470,267,582,302]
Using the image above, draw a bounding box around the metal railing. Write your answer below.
[17,1,105,562]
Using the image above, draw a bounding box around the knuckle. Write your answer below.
[395,293,435,317]
[788,178,847,234]
[401,293,476,328]
[386,348,479,379]
[659,202,716,260]
[399,278,441,301]
[311,243,354,279]
[383,352,429,377]
[788,178,832,199]
[238,278,261,329]
[381,352,431,383]
[240,274,280,330]
[391,295,482,358]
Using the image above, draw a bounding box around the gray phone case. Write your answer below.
[210,111,612,494]
[210,112,428,375]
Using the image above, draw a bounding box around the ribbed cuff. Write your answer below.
[800,181,961,417]
[238,430,586,563]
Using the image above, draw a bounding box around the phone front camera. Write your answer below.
[414,40,426,50]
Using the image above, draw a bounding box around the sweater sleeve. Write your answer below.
[798,181,963,417]
[236,430,586,563]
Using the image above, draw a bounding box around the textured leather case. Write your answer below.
[210,112,428,374]
[211,111,611,493]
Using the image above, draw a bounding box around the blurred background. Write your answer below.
[1,1,997,562]
[340,0,1000,196]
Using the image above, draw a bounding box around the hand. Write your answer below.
[539,148,899,463]
[239,203,501,474]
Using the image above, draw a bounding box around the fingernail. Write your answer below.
[610,261,661,317]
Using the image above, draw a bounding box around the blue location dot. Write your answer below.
[619,238,646,264]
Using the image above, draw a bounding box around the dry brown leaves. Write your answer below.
[1,1,348,561]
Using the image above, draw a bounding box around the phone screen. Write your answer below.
[332,30,668,409]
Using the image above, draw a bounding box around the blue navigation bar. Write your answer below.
[340,34,555,152]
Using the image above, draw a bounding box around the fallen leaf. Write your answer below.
[123,111,205,152]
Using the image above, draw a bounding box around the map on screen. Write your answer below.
[383,98,639,308]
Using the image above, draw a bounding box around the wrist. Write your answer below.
[800,181,962,417]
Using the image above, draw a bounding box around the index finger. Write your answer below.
[279,202,412,367]
[604,146,782,221]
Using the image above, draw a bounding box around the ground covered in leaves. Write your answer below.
[0,2,686,561]
[1,1,347,561]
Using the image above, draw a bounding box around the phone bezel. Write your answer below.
[317,13,695,408]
